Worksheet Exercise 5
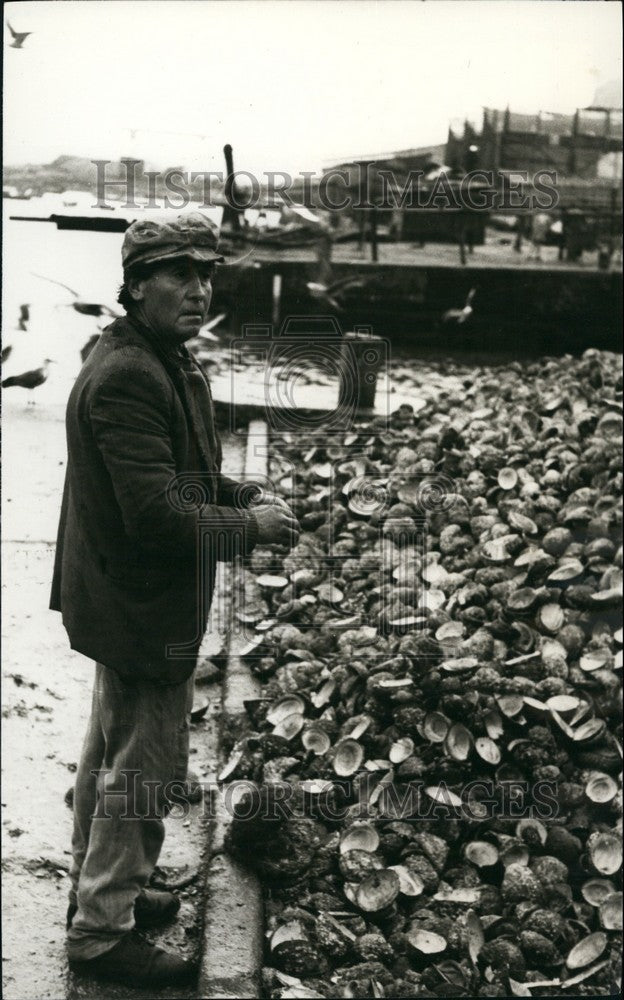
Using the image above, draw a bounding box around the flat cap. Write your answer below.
[122,211,225,269]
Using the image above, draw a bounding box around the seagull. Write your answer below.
[306,276,368,311]
[197,313,227,342]
[31,273,120,319]
[6,21,32,48]
[2,358,55,402]
[17,304,30,330]
[442,287,476,325]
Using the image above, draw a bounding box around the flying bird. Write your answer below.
[17,304,30,330]
[6,21,32,48]
[442,287,476,326]
[2,358,55,402]
[306,276,368,312]
[197,313,227,342]
[31,272,120,319]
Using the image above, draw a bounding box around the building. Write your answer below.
[321,97,622,244]
[323,143,447,190]
[321,143,488,245]
[446,106,623,180]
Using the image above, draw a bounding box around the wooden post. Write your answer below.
[609,186,617,260]
[514,213,524,254]
[338,330,383,412]
[494,109,502,172]
[271,274,282,329]
[316,230,333,286]
[370,205,378,262]
[568,112,578,176]
[223,143,242,232]
[358,210,366,251]
[357,160,373,253]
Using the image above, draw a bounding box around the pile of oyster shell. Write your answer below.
[222,349,622,998]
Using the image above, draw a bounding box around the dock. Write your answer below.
[214,236,623,355]
[7,203,623,353]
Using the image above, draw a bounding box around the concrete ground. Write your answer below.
[1,388,245,1000]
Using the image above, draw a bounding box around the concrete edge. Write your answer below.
[198,419,268,1000]
[212,396,392,426]
[198,797,264,1000]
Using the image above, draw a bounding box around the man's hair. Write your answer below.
[117,261,161,312]
[117,259,217,312]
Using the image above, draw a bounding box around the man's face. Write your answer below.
[131,258,214,342]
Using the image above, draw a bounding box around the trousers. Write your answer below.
[66,662,194,960]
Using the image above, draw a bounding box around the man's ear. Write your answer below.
[128,275,146,303]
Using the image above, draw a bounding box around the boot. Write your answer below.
[68,931,195,986]
[67,888,180,930]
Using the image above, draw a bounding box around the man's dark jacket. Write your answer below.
[50,315,258,685]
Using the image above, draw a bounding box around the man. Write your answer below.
[50,212,299,986]
[529,211,551,261]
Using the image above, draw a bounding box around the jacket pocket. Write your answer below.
[102,557,172,599]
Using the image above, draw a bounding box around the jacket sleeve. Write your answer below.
[218,475,264,507]
[89,364,258,562]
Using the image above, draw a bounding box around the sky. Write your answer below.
[3,1,623,175]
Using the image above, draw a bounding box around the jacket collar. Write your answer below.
[116,313,188,362]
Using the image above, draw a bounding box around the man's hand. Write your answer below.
[251,503,300,547]
[250,490,295,517]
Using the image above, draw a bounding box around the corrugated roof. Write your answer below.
[324,144,446,171]
[482,105,622,142]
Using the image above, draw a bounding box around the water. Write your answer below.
[1,202,281,387]
[2,209,399,414]
[4,204,584,394]
[3,205,126,312]
[1,209,126,399]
